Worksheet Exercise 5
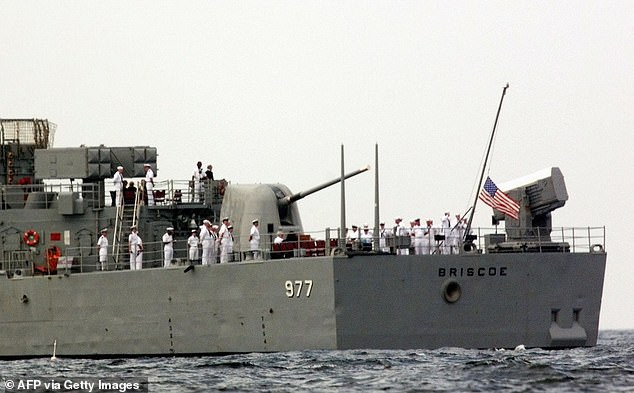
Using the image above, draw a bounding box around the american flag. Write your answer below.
[478,176,520,220]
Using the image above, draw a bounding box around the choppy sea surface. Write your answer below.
[1,330,632,392]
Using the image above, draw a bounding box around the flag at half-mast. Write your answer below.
[478,177,520,220]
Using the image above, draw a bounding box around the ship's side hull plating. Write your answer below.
[0,251,605,358]
[333,252,605,349]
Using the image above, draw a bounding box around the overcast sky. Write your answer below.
[2,1,632,329]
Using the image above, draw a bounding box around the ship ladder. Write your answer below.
[112,202,125,269]
[112,191,142,268]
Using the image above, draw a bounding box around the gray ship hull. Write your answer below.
[0,120,607,358]
[0,251,606,358]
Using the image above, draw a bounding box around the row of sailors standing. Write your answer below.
[96,225,146,271]
[140,216,257,269]
[393,213,468,255]
[188,217,236,265]
[135,217,236,270]
[96,217,238,272]
[114,161,217,207]
[346,212,468,255]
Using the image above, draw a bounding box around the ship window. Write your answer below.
[551,309,559,323]
[573,308,581,322]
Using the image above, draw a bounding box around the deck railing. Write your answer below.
[0,226,606,276]
[0,178,225,211]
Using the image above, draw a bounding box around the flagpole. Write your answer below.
[464,83,510,241]
[340,144,346,249]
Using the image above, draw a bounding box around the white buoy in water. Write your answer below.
[51,339,58,361]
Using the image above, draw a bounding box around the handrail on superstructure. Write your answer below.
[112,200,124,269]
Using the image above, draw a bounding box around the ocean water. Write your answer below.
[1,330,632,392]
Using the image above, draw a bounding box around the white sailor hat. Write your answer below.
[363,224,369,229]
[252,219,259,223]
[116,166,123,170]
[191,229,197,232]
[101,228,108,232]
[144,163,151,167]
[203,219,211,225]
[130,225,137,229]
[222,217,230,221]
[227,225,233,229]
[167,227,174,231]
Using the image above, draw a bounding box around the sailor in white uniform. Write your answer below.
[200,220,213,265]
[360,224,373,251]
[135,236,144,270]
[113,166,124,207]
[447,214,461,254]
[423,220,435,255]
[393,217,407,255]
[346,225,360,250]
[217,217,230,259]
[144,163,155,206]
[187,229,199,264]
[128,225,141,270]
[218,217,229,240]
[249,219,261,260]
[192,161,204,202]
[211,225,219,263]
[220,225,234,263]
[96,228,109,270]
[378,222,389,252]
[162,227,174,267]
[412,218,425,255]
[441,212,451,254]
[457,216,468,252]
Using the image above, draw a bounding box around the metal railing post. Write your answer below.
[587,226,591,253]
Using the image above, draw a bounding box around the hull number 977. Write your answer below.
[285,280,313,298]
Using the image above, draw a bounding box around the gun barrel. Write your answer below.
[279,165,370,206]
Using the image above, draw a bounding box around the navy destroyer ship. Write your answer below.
[0,118,606,358]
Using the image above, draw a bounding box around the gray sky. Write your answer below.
[2,1,632,329]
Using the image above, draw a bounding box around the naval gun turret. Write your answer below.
[486,167,569,253]
[219,166,370,251]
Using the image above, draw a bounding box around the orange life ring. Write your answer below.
[24,230,39,246]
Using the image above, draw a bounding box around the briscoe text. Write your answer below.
[438,266,507,277]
